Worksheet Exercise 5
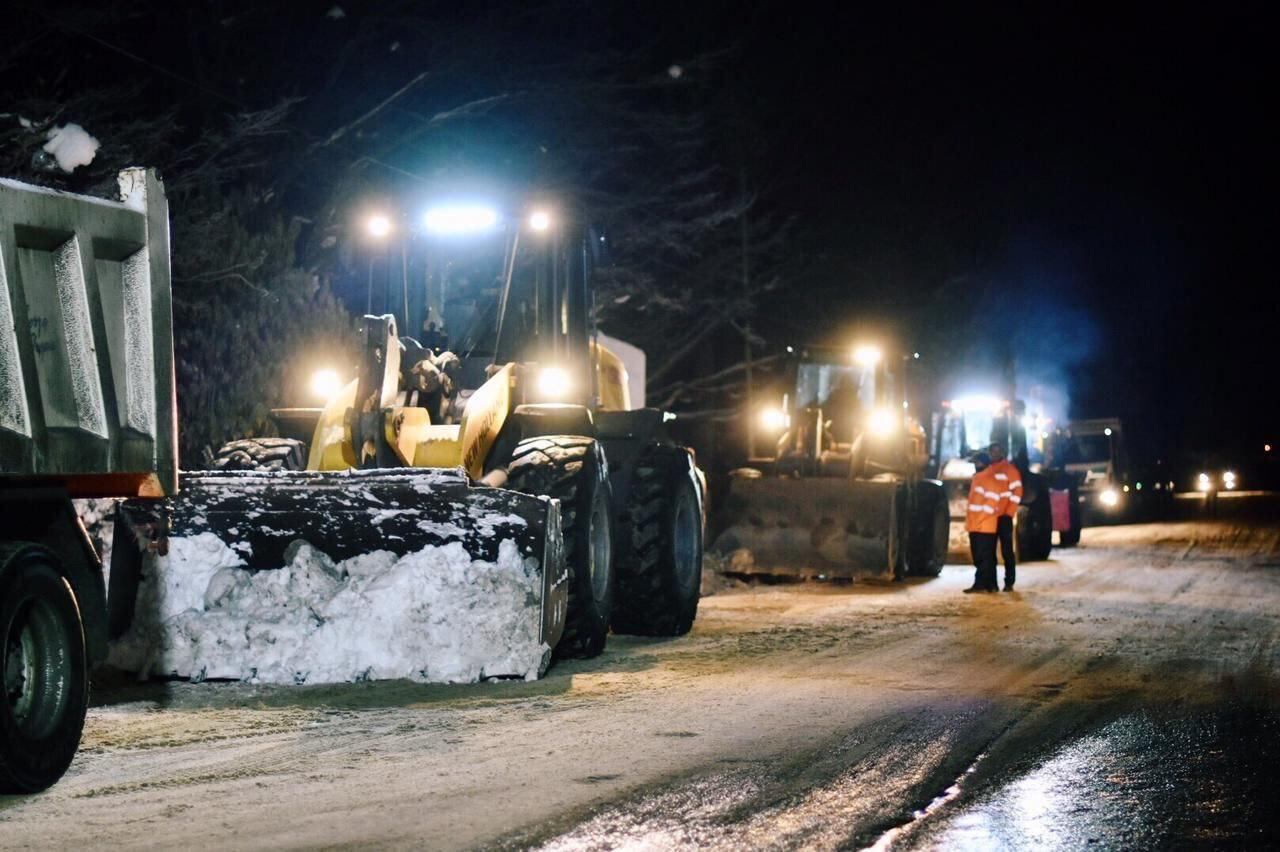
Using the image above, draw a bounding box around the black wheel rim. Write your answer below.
[673,490,700,590]
[4,594,72,740]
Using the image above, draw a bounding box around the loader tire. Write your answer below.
[211,437,307,472]
[506,436,615,659]
[904,488,949,578]
[1,544,88,793]
[612,448,703,637]
[1016,496,1053,562]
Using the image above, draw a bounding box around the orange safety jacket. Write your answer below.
[988,459,1024,518]
[966,465,1005,533]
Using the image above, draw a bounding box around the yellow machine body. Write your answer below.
[307,363,515,480]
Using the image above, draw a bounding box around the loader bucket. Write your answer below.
[108,468,567,684]
[710,475,900,578]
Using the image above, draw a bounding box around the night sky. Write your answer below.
[712,5,1274,468]
[3,2,1274,475]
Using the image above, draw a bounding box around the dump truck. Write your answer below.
[710,343,949,578]
[1,170,176,791]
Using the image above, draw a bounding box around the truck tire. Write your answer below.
[506,436,615,659]
[612,448,703,637]
[904,487,949,578]
[211,437,307,471]
[1016,496,1053,562]
[1,544,88,793]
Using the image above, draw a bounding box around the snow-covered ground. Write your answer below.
[15,512,1274,850]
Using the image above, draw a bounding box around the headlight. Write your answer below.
[760,407,789,431]
[1223,471,1237,490]
[310,368,342,401]
[1100,488,1119,507]
[1197,473,1212,492]
[867,408,897,436]
[536,366,572,399]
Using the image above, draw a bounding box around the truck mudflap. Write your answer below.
[710,475,900,577]
[108,468,567,683]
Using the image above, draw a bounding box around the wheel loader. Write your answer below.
[927,395,1060,561]
[110,199,705,678]
[710,343,949,578]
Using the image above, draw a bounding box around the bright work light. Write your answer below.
[853,344,882,367]
[366,215,392,238]
[952,395,1004,414]
[423,204,500,235]
[529,210,552,232]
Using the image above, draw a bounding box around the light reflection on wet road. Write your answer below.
[530,704,1280,851]
[905,705,1280,850]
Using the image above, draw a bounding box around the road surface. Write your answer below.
[4,512,1279,849]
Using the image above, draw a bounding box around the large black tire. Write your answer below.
[211,437,307,471]
[612,448,703,637]
[1059,486,1083,546]
[506,436,615,659]
[1016,496,1054,562]
[1,544,88,793]
[903,486,949,578]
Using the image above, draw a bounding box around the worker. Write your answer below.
[964,451,1001,593]
[987,441,1022,591]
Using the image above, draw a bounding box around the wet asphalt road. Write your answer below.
[3,507,1279,850]
[523,690,1280,851]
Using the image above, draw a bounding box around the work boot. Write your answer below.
[963,585,991,594]
[1003,584,1015,592]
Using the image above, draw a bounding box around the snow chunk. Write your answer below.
[43,124,100,172]
[109,536,549,685]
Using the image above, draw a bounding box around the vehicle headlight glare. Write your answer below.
[868,408,896,436]
[1100,488,1119,507]
[760,407,788,431]
[537,366,572,399]
[310,368,342,401]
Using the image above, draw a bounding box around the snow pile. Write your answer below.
[42,123,100,172]
[110,533,549,685]
[74,498,119,580]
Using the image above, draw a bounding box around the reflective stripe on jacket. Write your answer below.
[988,459,1024,518]
[966,465,1005,533]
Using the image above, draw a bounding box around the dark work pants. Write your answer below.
[969,532,998,590]
[997,515,1016,588]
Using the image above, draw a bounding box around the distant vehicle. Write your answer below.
[1048,418,1128,525]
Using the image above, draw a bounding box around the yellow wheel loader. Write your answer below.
[710,344,949,579]
[110,201,704,678]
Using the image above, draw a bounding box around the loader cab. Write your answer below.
[929,396,1032,480]
[406,208,596,406]
[754,345,923,479]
